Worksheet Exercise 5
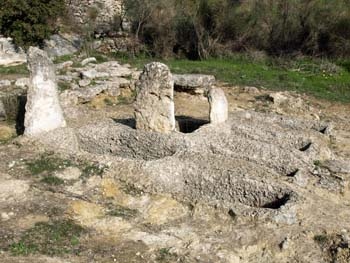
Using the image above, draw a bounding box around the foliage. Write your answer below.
[26,155,73,176]
[10,220,85,256]
[123,0,350,59]
[0,0,66,49]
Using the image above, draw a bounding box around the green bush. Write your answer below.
[0,0,66,49]
[123,0,350,59]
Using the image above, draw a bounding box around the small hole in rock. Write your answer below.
[319,126,328,134]
[113,118,136,129]
[176,116,208,133]
[261,194,290,209]
[228,209,237,220]
[287,169,299,177]
[299,142,312,152]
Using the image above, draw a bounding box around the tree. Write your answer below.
[0,0,65,49]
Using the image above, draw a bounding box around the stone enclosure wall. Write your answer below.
[65,0,122,26]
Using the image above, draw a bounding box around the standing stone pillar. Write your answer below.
[134,62,175,133]
[24,47,66,136]
[208,87,228,124]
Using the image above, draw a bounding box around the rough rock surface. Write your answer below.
[208,87,228,124]
[24,47,66,136]
[0,37,27,66]
[134,62,175,133]
[173,74,215,95]
[44,34,79,58]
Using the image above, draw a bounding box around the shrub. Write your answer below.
[0,0,66,49]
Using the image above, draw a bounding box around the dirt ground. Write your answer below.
[1,83,350,263]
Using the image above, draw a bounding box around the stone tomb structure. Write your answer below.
[134,62,228,133]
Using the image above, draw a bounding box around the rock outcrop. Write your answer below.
[134,62,175,133]
[24,47,66,136]
[208,87,228,124]
[0,36,27,66]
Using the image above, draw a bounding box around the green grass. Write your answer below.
[53,54,75,64]
[80,162,106,179]
[113,53,350,103]
[26,155,73,176]
[10,220,85,256]
[0,64,28,75]
[40,175,64,186]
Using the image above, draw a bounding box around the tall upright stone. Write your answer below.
[24,47,66,136]
[134,62,175,133]
[208,87,228,124]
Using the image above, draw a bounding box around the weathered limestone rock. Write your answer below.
[0,36,27,66]
[24,47,66,136]
[173,74,215,95]
[208,87,228,124]
[44,34,79,58]
[134,62,175,133]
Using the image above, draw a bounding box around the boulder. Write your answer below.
[0,37,27,66]
[24,47,66,136]
[44,34,79,58]
[134,62,175,133]
[173,74,215,95]
[208,87,228,124]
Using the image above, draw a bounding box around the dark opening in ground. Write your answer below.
[299,142,312,152]
[261,194,290,209]
[287,169,299,177]
[176,116,209,133]
[319,126,328,134]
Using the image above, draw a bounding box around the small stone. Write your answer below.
[0,80,12,87]
[270,92,288,105]
[134,62,175,133]
[56,61,74,70]
[80,69,109,79]
[81,57,97,66]
[14,78,30,88]
[79,79,91,87]
[241,86,259,93]
[0,125,15,141]
[208,87,228,124]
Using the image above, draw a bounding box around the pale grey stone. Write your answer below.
[56,61,74,70]
[24,47,66,136]
[134,62,175,133]
[14,78,30,88]
[173,74,215,94]
[44,34,78,58]
[208,87,228,124]
[0,80,12,87]
[81,57,97,66]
